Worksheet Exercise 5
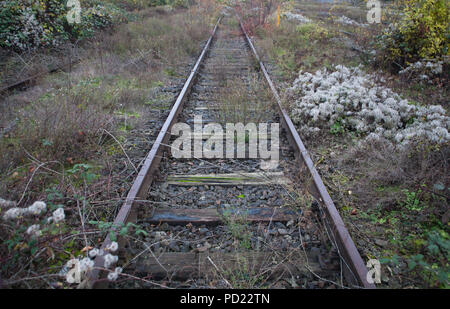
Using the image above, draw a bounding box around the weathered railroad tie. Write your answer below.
[88,16,374,289]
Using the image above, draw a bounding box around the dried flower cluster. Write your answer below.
[65,257,95,284]
[2,200,67,242]
[50,207,66,223]
[64,241,120,283]
[287,65,449,147]
[26,224,41,238]
[3,201,47,220]
[103,253,119,268]
[3,201,66,222]
[0,198,17,208]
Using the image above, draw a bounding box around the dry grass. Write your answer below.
[0,5,215,194]
[2,83,113,165]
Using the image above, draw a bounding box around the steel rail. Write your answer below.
[239,20,375,289]
[87,17,222,288]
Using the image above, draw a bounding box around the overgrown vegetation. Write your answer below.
[247,0,449,288]
[253,8,349,79]
[0,0,199,52]
[340,140,449,288]
[376,0,449,68]
[0,0,448,289]
[0,2,217,288]
[258,21,333,78]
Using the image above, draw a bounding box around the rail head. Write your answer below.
[86,17,222,288]
[238,20,375,289]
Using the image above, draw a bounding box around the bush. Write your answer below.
[0,0,130,51]
[0,0,67,51]
[295,23,329,41]
[378,0,449,67]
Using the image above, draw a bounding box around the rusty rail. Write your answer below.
[87,17,222,288]
[239,21,375,289]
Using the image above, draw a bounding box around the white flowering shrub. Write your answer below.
[0,0,129,51]
[27,201,47,215]
[2,201,68,232]
[287,65,449,147]
[8,8,46,50]
[281,12,311,24]
[26,224,41,238]
[3,207,24,220]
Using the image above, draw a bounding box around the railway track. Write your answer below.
[87,16,374,289]
[0,57,81,95]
